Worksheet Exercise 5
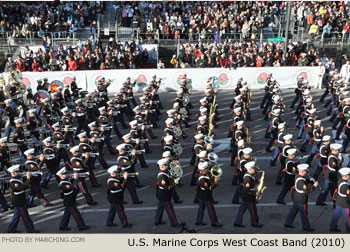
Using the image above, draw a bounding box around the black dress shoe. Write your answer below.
[252,224,263,228]
[136,184,143,188]
[59,227,71,231]
[276,201,286,205]
[106,223,118,227]
[87,201,98,206]
[270,162,276,166]
[330,228,341,232]
[174,200,183,204]
[171,223,181,227]
[123,223,133,228]
[154,221,166,226]
[232,201,240,204]
[265,149,272,152]
[151,136,158,139]
[79,226,90,230]
[41,185,50,189]
[213,200,218,204]
[284,224,295,228]
[234,223,245,228]
[303,228,314,232]
[211,223,223,227]
[133,201,143,204]
[196,222,207,226]
[142,165,149,168]
[44,203,54,207]
[193,200,199,203]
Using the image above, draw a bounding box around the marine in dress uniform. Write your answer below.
[284,164,318,231]
[330,167,350,232]
[234,161,263,228]
[154,158,180,227]
[106,165,132,228]
[7,165,38,233]
[57,168,89,231]
[195,161,222,227]
[41,137,60,188]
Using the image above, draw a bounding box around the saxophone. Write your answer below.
[256,170,267,202]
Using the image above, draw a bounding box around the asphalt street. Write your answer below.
[0,88,345,234]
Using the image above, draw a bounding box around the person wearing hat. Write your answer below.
[304,120,324,164]
[260,73,273,109]
[61,107,76,147]
[320,70,335,103]
[330,167,350,232]
[57,168,89,231]
[42,77,50,92]
[116,144,143,204]
[228,107,243,138]
[196,115,209,136]
[70,145,97,206]
[316,143,343,206]
[190,133,205,166]
[98,107,117,155]
[63,84,72,103]
[262,79,277,115]
[41,97,54,129]
[232,140,247,173]
[106,166,133,228]
[106,101,125,139]
[52,123,72,171]
[72,100,89,140]
[37,79,45,91]
[41,137,60,189]
[277,148,298,205]
[122,133,148,168]
[265,108,283,152]
[78,132,101,188]
[312,135,331,180]
[3,98,16,141]
[284,164,318,231]
[334,98,350,141]
[234,161,263,228]
[297,108,317,140]
[276,134,295,185]
[124,77,138,107]
[270,123,286,166]
[232,147,253,204]
[230,120,246,164]
[88,125,110,169]
[162,152,182,204]
[26,109,41,147]
[130,119,151,153]
[295,95,313,129]
[70,77,80,99]
[326,80,344,117]
[24,148,51,208]
[13,118,28,163]
[290,76,304,109]
[195,161,223,227]
[7,165,38,233]
[154,158,180,227]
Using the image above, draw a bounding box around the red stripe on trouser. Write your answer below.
[251,203,257,225]
[118,205,127,225]
[79,182,92,202]
[304,204,310,229]
[347,209,350,227]
[127,182,138,202]
[33,184,47,205]
[166,202,177,225]
[19,207,34,232]
[71,207,84,228]
[207,201,216,224]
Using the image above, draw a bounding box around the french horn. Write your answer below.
[173,143,183,156]
[169,160,183,182]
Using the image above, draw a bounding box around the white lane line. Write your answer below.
[0,202,333,217]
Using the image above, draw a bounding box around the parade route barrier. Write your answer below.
[2,66,319,93]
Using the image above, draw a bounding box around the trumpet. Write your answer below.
[117,171,139,178]
[53,143,69,149]
[69,172,89,178]
[99,125,113,130]
[245,128,251,144]
[210,166,223,179]
[131,138,148,143]
[87,152,99,157]
[256,170,267,202]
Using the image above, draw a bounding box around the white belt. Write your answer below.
[110,189,122,193]
[328,167,336,172]
[159,186,165,190]
[14,191,24,195]
[285,171,294,175]
[200,187,206,191]
[64,191,73,196]
[77,113,84,117]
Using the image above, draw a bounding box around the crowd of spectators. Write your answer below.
[113,1,285,41]
[172,39,320,69]
[0,1,104,40]
[4,38,158,72]
[292,1,350,40]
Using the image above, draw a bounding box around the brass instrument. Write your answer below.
[169,160,183,182]
[172,125,182,138]
[173,143,183,156]
[247,89,252,107]
[21,171,43,177]
[208,94,217,137]
[117,171,139,178]
[245,127,251,144]
[179,107,188,120]
[256,170,267,202]
[210,166,223,179]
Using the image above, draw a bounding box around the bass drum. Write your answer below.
[34,90,51,104]
[49,80,63,93]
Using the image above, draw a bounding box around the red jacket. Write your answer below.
[31,62,40,72]
[15,61,25,72]
[68,59,77,71]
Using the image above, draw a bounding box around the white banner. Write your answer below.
[3,67,318,93]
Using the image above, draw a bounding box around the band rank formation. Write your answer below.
[259,73,350,232]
